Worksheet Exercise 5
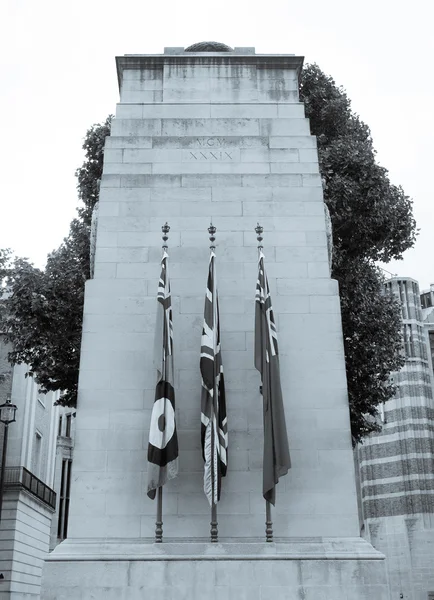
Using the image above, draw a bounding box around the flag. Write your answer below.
[255,250,291,505]
[200,251,228,505]
[147,250,178,499]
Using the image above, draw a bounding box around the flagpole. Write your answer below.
[210,415,218,542]
[265,500,273,542]
[155,486,163,542]
[152,222,170,544]
[208,223,220,543]
[210,410,218,542]
[255,223,274,543]
[210,402,218,542]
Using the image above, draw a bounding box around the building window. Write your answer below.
[403,280,410,317]
[403,324,415,358]
[65,414,72,438]
[33,432,42,479]
[429,332,434,375]
[398,281,406,319]
[58,458,72,541]
[418,325,428,360]
[403,325,409,357]
[421,292,433,309]
[58,415,63,437]
[409,324,415,357]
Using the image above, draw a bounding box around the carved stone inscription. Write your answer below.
[152,136,268,149]
[187,138,234,161]
[186,150,234,161]
[197,137,227,147]
[182,143,240,162]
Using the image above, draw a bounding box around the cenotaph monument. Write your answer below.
[42,42,389,599]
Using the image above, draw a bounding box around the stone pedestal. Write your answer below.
[43,539,388,600]
[42,45,389,598]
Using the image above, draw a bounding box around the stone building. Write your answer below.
[0,335,74,597]
[357,277,434,600]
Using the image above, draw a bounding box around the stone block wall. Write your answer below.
[366,515,434,600]
[0,489,53,599]
[42,552,389,600]
[42,45,389,600]
[65,49,359,543]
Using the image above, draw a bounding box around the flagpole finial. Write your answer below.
[162,222,170,250]
[255,223,264,250]
[208,222,216,251]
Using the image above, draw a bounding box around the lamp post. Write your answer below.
[0,395,17,524]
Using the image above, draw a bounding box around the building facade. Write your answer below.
[357,278,434,600]
[0,336,61,598]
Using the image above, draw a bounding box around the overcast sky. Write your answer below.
[1,0,433,289]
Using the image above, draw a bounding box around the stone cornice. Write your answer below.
[115,54,304,92]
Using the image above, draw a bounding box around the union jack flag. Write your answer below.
[200,251,228,505]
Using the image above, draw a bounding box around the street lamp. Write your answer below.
[0,394,17,524]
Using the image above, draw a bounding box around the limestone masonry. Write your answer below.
[42,44,389,599]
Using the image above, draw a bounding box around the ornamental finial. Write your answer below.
[162,222,170,250]
[255,223,263,250]
[208,223,216,250]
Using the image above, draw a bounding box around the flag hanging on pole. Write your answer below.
[255,249,291,506]
[147,250,179,499]
[200,251,228,506]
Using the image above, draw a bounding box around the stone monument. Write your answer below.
[42,43,389,599]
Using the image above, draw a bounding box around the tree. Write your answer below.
[300,65,416,443]
[0,117,112,406]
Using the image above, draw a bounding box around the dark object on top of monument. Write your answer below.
[185,41,233,52]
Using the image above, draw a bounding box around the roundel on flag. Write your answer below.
[149,397,176,450]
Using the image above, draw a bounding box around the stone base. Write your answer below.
[366,514,434,600]
[42,538,389,600]
[0,488,54,599]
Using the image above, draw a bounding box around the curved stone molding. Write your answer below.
[185,41,233,52]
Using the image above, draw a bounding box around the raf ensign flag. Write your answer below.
[147,251,179,499]
[200,251,228,505]
[255,250,291,505]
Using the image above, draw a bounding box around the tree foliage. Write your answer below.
[300,65,416,443]
[0,117,112,406]
[76,117,112,227]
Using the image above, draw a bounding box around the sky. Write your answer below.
[1,0,433,289]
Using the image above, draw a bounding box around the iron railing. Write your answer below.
[4,466,56,510]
